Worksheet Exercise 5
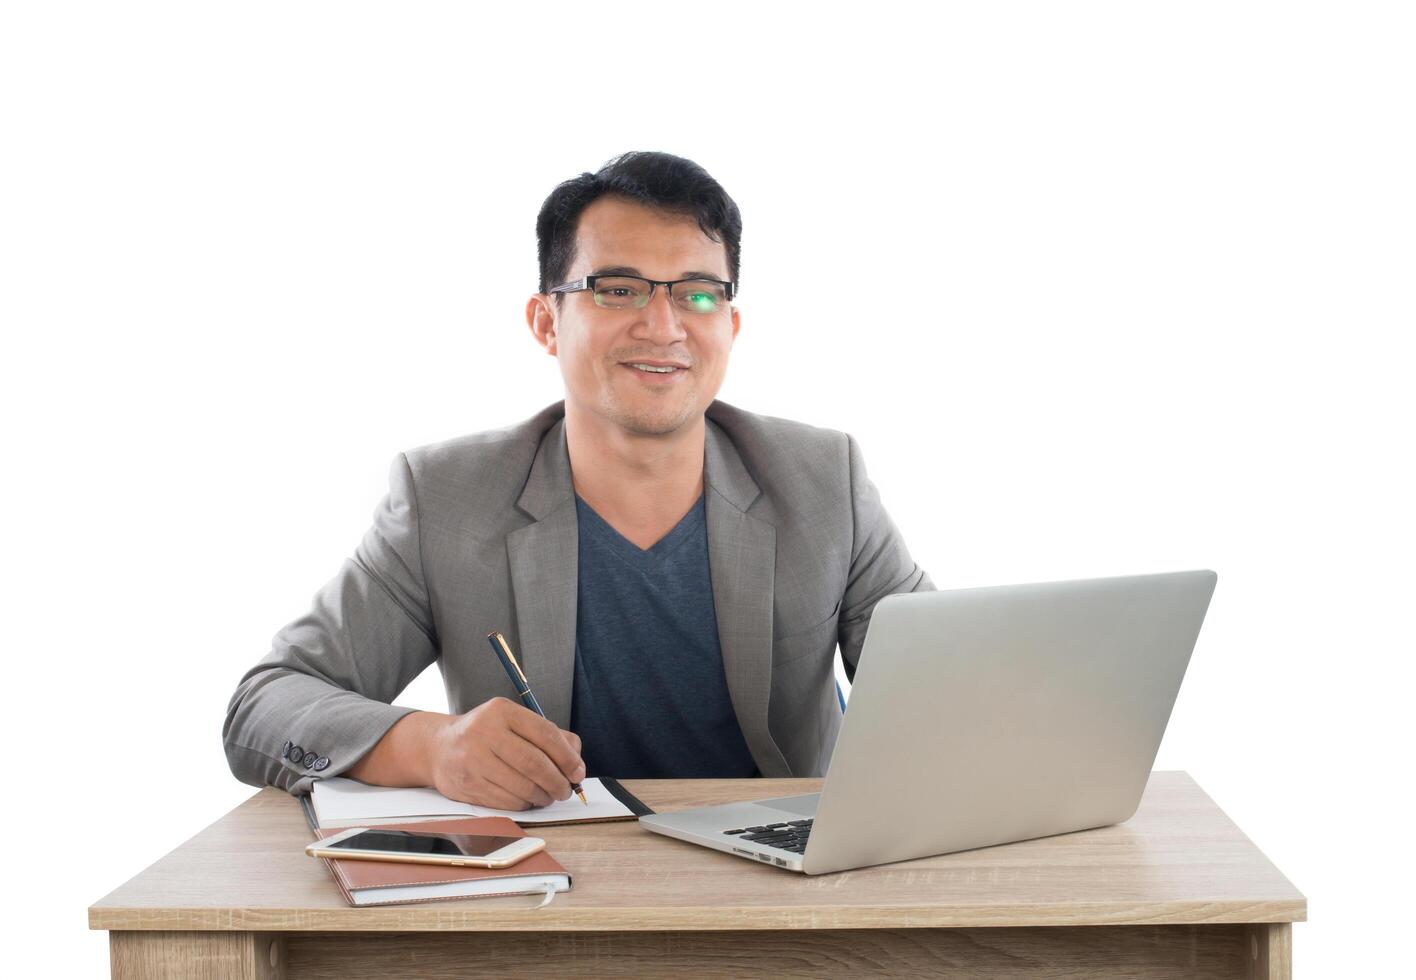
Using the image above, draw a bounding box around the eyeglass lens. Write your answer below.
[592,277,728,313]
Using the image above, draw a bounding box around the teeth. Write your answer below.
[631,364,677,373]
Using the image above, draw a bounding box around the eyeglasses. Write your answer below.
[549,275,736,314]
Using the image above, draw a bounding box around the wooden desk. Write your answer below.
[90,771,1305,979]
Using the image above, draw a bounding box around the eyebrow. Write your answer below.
[591,265,728,281]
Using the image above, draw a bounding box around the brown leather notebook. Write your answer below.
[313,816,572,907]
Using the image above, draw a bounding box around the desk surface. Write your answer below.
[89,771,1305,933]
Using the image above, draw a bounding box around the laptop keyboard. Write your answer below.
[722,819,813,854]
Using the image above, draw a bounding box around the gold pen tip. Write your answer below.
[577,790,587,805]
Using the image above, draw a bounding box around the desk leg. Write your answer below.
[109,931,286,980]
[1248,923,1292,980]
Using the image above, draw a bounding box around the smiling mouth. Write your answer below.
[624,362,688,374]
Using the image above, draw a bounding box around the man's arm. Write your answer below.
[222,452,587,807]
[221,453,438,795]
[837,433,935,679]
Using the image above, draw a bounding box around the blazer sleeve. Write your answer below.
[837,433,935,680]
[221,453,439,795]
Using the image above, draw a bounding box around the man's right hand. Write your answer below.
[424,698,585,810]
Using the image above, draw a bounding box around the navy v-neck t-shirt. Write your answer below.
[569,492,759,779]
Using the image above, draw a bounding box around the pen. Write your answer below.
[486,630,587,805]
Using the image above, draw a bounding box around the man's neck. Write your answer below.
[564,404,706,548]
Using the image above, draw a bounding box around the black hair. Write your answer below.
[535,151,742,300]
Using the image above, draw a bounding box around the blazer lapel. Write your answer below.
[704,420,793,776]
[506,417,578,729]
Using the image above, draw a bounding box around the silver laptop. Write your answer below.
[639,570,1217,874]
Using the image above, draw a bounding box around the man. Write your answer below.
[223,151,933,811]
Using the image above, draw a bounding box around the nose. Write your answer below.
[633,285,689,346]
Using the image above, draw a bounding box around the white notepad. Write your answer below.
[311,776,634,828]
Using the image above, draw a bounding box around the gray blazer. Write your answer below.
[223,400,934,794]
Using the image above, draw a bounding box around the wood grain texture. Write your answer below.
[277,926,1256,979]
[1248,922,1292,980]
[110,931,284,980]
[89,771,1306,933]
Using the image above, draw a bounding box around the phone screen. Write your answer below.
[327,830,523,857]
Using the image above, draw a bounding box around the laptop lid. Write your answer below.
[803,570,1216,875]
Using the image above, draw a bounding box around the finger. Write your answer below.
[436,758,522,808]
[482,765,551,810]
[507,706,585,781]
[486,739,559,806]
[497,731,573,802]
[476,700,569,799]
[468,773,538,811]
[561,729,582,757]
[442,773,524,810]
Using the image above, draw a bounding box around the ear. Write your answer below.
[526,294,559,356]
[730,305,741,344]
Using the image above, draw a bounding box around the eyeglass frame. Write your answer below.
[548,274,737,310]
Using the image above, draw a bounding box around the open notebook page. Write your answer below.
[311,776,633,827]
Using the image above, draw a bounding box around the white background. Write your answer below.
[2,2,1412,975]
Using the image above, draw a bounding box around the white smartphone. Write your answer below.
[305,827,546,868]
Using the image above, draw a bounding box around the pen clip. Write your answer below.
[489,631,529,685]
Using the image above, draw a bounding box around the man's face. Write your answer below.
[528,195,740,438]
